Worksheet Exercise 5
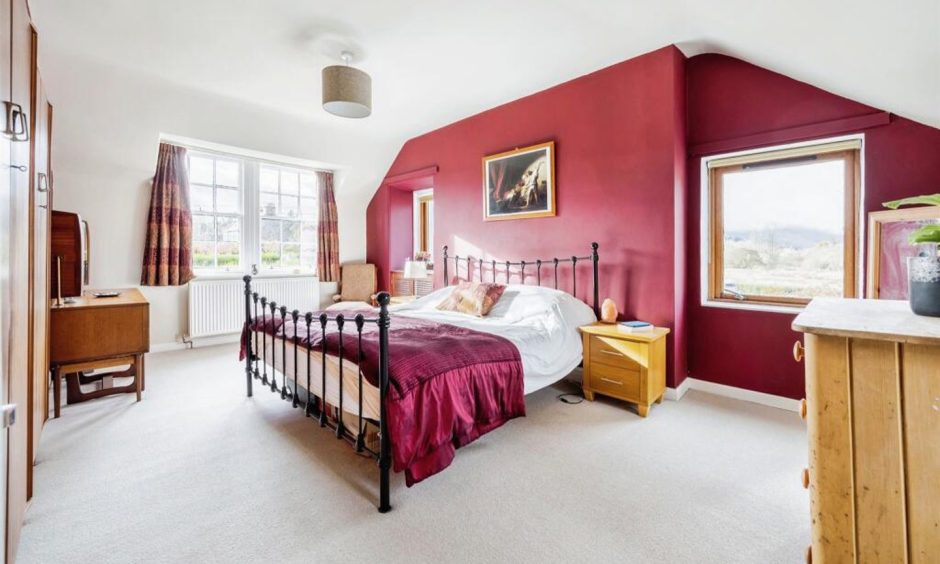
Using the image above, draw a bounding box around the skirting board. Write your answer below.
[666,377,799,412]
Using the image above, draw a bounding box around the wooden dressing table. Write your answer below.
[49,288,150,417]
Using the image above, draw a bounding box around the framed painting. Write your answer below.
[867,206,940,298]
[482,141,555,221]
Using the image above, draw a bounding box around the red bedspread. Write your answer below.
[241,312,525,486]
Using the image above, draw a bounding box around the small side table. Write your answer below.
[578,323,670,417]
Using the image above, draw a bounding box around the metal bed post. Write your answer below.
[243,275,253,398]
[442,245,448,285]
[376,291,392,513]
[591,242,600,317]
[291,310,300,408]
[304,312,313,417]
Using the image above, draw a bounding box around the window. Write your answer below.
[189,154,243,271]
[413,189,434,259]
[259,165,318,270]
[705,139,861,308]
[186,148,321,275]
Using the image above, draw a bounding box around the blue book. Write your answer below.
[618,320,653,333]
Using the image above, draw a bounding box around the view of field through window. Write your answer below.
[721,158,845,300]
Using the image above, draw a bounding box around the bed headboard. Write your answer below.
[440,242,599,317]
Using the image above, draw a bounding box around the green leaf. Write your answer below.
[883,194,940,209]
[909,224,940,244]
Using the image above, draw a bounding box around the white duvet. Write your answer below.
[391,284,597,394]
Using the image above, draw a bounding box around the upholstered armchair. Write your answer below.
[331,263,378,308]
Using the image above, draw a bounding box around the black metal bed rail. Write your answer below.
[242,276,393,513]
[442,242,600,317]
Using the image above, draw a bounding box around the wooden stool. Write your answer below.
[51,354,144,418]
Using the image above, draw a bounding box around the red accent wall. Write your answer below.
[369,46,689,385]
[367,47,940,399]
[686,54,940,399]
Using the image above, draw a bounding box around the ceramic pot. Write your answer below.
[908,250,940,317]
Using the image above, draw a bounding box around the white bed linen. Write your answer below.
[392,284,597,394]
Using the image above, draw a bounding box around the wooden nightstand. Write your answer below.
[578,323,670,417]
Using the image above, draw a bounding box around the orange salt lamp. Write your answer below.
[601,298,618,323]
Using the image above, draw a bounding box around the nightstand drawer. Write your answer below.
[589,362,640,399]
[590,335,644,370]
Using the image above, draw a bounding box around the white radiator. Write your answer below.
[188,276,320,339]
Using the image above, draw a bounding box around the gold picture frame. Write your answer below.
[482,141,555,221]
[867,206,940,298]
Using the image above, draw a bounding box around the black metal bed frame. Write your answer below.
[240,242,599,513]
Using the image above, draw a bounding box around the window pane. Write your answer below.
[216,216,240,243]
[301,223,317,245]
[283,221,300,243]
[300,197,317,220]
[189,156,213,185]
[216,187,240,213]
[281,244,301,267]
[280,195,299,218]
[721,159,845,300]
[281,172,299,196]
[216,160,240,187]
[301,247,317,270]
[300,174,317,197]
[261,241,280,266]
[260,192,278,217]
[190,184,214,213]
[193,242,214,268]
[260,167,279,192]
[193,214,215,242]
[261,218,281,243]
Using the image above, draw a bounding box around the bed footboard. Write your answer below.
[242,275,393,513]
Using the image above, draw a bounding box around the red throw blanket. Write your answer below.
[241,312,525,486]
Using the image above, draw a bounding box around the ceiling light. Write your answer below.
[322,51,371,119]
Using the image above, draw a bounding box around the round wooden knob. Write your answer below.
[799,398,807,420]
[801,468,810,489]
[793,340,804,362]
[805,544,812,564]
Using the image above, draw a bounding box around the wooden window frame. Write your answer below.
[707,146,860,308]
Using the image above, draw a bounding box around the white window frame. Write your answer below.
[188,152,245,273]
[177,141,327,278]
[699,134,866,314]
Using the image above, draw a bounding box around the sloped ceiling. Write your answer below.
[30,0,940,178]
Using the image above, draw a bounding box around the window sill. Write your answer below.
[193,272,319,281]
[701,299,805,315]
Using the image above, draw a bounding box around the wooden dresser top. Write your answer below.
[792,298,940,345]
[51,288,148,310]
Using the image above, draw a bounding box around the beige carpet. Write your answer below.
[18,345,809,563]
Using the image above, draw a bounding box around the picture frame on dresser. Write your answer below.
[866,206,940,299]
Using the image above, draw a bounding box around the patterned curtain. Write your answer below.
[140,143,194,286]
[316,170,340,282]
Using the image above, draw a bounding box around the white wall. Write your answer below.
[41,52,399,347]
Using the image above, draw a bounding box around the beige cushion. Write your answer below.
[436,281,506,317]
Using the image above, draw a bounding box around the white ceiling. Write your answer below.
[30,0,940,145]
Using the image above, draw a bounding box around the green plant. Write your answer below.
[883,194,940,244]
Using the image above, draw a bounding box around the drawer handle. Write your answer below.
[599,377,622,386]
[793,340,804,362]
[799,398,807,420]
[801,468,810,489]
[598,349,621,356]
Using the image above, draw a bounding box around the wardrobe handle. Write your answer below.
[799,398,807,420]
[13,106,28,142]
[37,172,49,193]
[793,341,804,362]
[801,468,810,489]
[2,102,15,137]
